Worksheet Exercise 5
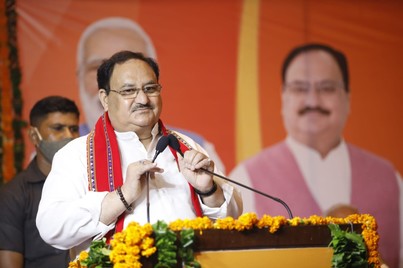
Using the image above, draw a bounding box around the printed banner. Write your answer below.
[17,0,403,174]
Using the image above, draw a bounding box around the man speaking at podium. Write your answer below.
[37,51,241,257]
[230,43,402,268]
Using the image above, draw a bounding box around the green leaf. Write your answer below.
[328,224,369,268]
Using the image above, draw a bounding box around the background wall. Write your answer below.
[17,0,403,175]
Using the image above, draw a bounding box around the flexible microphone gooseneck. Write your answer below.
[146,135,170,222]
[167,134,294,219]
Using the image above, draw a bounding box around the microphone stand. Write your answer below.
[200,167,294,219]
[146,171,150,223]
[165,133,294,219]
[147,154,157,223]
[146,140,169,223]
[145,135,170,223]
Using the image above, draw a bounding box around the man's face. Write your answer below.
[78,28,150,129]
[32,112,80,144]
[281,50,350,144]
[99,59,162,133]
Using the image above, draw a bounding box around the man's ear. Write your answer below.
[28,126,40,147]
[99,89,109,111]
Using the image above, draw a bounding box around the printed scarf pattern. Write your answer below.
[86,113,203,237]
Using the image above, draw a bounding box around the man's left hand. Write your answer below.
[178,150,215,191]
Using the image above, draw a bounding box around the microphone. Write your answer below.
[167,134,294,219]
[152,135,170,162]
[147,135,170,223]
[167,134,183,156]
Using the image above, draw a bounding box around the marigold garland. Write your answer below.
[0,0,25,185]
[109,222,156,267]
[69,213,380,268]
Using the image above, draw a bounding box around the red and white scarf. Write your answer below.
[86,112,203,237]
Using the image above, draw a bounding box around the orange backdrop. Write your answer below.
[17,0,403,175]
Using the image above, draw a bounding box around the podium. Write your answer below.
[142,224,360,268]
[69,214,379,268]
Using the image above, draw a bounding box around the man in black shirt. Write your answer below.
[0,96,80,268]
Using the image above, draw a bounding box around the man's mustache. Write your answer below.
[132,103,154,112]
[298,106,330,115]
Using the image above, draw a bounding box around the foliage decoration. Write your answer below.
[329,224,369,267]
[80,238,112,268]
[179,229,200,268]
[153,220,178,268]
[68,213,380,268]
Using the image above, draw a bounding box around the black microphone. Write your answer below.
[147,135,170,223]
[167,134,294,219]
[152,135,170,163]
[167,134,183,156]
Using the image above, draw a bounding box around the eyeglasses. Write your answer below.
[283,81,344,97]
[109,84,162,99]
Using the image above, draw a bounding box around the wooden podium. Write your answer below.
[194,225,336,268]
[142,224,359,268]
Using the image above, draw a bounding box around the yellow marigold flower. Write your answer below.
[325,216,338,224]
[78,251,89,261]
[142,246,157,257]
[114,243,128,255]
[169,217,214,231]
[235,212,258,231]
[105,213,381,267]
[267,216,286,233]
[126,230,142,246]
[114,263,129,268]
[68,261,79,268]
[214,216,236,230]
[140,237,154,250]
[141,223,154,236]
[112,253,127,263]
[110,220,157,266]
[126,245,140,256]
[124,254,140,265]
[193,216,214,229]
[306,215,328,225]
[111,232,125,248]
[288,217,302,226]
[126,262,143,268]
[256,214,272,228]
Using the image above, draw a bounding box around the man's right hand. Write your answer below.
[122,160,164,204]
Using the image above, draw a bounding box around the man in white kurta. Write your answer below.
[37,51,241,256]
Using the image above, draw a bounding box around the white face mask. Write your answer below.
[34,128,74,164]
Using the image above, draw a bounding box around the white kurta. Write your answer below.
[37,126,241,255]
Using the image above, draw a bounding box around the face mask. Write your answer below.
[34,128,74,164]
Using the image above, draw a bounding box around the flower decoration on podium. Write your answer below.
[68,213,380,268]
